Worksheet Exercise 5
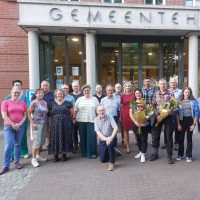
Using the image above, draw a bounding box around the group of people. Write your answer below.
[0,76,199,174]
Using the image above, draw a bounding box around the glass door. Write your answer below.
[100,42,119,88]
[142,43,159,82]
[122,43,139,88]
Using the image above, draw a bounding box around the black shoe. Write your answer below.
[168,158,174,164]
[54,154,61,162]
[150,154,159,161]
[161,144,167,149]
[62,154,67,162]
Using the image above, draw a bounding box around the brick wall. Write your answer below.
[166,0,185,6]
[0,0,28,103]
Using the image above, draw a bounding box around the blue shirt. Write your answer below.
[64,94,75,106]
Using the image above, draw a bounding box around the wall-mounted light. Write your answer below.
[54,59,58,62]
[148,52,153,56]
[79,51,82,55]
[111,60,115,63]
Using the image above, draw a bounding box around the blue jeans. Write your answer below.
[3,125,25,168]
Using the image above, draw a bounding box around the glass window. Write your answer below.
[145,0,164,5]
[122,43,139,87]
[186,0,200,6]
[162,43,179,82]
[103,0,123,3]
[142,43,159,82]
[101,42,119,87]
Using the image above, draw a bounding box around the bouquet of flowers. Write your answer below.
[155,99,179,127]
[130,100,154,134]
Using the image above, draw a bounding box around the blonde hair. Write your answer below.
[123,81,132,93]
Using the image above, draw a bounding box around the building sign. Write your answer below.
[18,1,200,30]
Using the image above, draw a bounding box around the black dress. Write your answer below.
[48,100,74,155]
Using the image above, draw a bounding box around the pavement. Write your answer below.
[1,129,200,200]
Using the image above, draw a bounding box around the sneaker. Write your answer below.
[36,155,47,162]
[176,156,184,161]
[134,152,142,159]
[31,158,39,168]
[108,163,114,171]
[15,163,23,170]
[0,167,9,175]
[140,153,145,163]
[23,154,29,159]
[186,157,192,163]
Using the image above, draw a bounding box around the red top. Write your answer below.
[1,99,27,126]
[121,93,135,131]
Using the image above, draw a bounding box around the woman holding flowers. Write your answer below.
[129,89,152,163]
[121,82,135,154]
[176,87,199,163]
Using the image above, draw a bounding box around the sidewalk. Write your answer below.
[0,130,200,200]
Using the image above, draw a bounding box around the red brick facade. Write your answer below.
[0,0,28,103]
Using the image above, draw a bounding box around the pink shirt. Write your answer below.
[1,99,27,126]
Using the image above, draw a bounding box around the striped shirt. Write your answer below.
[74,96,99,123]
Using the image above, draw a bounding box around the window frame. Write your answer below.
[102,0,124,3]
[144,0,166,5]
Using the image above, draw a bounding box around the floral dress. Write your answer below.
[48,101,74,155]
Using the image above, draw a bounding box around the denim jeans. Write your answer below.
[3,125,25,168]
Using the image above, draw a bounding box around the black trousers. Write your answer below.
[133,125,149,153]
[73,124,79,148]
[152,116,174,157]
[178,116,194,158]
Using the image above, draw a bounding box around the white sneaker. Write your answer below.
[140,153,145,163]
[134,152,142,159]
[36,155,47,162]
[31,158,39,168]
[23,154,29,159]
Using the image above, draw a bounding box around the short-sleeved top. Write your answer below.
[100,96,120,117]
[94,114,118,137]
[31,91,54,106]
[64,94,75,106]
[1,99,27,126]
[74,96,99,123]
[30,99,48,124]
[70,92,83,102]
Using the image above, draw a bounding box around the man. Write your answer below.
[31,80,54,105]
[70,81,83,102]
[142,78,155,105]
[101,85,121,155]
[150,79,175,164]
[94,106,118,171]
[93,85,105,103]
[169,77,182,151]
[70,81,83,152]
[61,84,75,106]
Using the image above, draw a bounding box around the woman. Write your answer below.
[48,89,74,162]
[0,87,27,175]
[5,80,29,159]
[73,85,99,159]
[121,82,135,154]
[176,87,199,163]
[129,89,149,163]
[28,88,48,167]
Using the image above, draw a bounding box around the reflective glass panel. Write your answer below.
[122,43,139,87]
[185,0,193,6]
[101,42,119,87]
[162,42,179,81]
[142,43,159,81]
